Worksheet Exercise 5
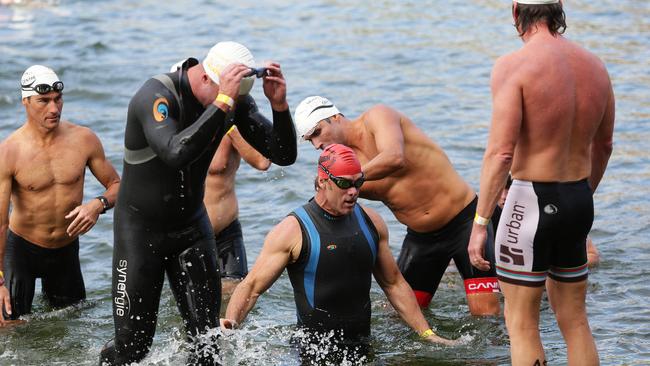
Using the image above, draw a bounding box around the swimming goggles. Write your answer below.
[246,67,268,78]
[319,164,365,190]
[21,81,64,95]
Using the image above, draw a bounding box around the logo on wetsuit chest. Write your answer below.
[153,96,169,122]
[326,243,337,251]
[115,259,131,317]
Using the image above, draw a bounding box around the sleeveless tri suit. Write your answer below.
[100,58,296,365]
[288,200,379,339]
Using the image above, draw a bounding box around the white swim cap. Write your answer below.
[514,0,559,4]
[20,65,61,99]
[202,41,256,95]
[294,96,340,141]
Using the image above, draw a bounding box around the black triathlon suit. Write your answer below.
[101,58,296,365]
[397,196,497,305]
[2,230,85,319]
[215,218,247,279]
[288,199,379,363]
[495,179,593,286]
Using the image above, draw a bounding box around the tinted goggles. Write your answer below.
[21,81,64,95]
[319,164,365,190]
[245,67,268,78]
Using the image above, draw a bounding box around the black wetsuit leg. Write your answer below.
[104,207,220,366]
[2,231,85,319]
[3,231,36,319]
[41,239,86,308]
[214,219,248,279]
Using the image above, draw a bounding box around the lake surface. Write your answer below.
[0,0,648,364]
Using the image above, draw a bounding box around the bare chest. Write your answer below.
[14,147,88,191]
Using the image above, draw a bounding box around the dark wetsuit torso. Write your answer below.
[103,58,296,365]
[288,199,379,340]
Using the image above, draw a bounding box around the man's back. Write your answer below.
[495,32,614,182]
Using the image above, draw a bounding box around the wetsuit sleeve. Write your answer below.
[131,78,227,169]
[233,95,297,166]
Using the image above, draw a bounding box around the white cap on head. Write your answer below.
[202,41,256,95]
[294,96,340,141]
[514,0,559,4]
[20,65,61,99]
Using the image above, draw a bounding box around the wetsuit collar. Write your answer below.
[178,58,203,121]
[308,197,350,221]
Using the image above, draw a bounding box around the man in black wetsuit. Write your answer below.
[100,41,296,365]
[221,144,456,363]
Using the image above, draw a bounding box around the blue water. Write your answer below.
[0,0,648,364]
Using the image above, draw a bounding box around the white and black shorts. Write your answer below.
[495,179,593,287]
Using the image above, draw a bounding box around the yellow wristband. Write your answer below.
[216,93,234,108]
[474,213,490,226]
[420,328,435,338]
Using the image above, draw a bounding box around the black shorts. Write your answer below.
[2,230,85,319]
[215,218,248,279]
[495,179,593,287]
[397,196,497,299]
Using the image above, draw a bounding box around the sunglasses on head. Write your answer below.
[319,164,365,190]
[21,81,64,95]
[245,67,268,78]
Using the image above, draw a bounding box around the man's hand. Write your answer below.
[468,224,491,271]
[423,333,461,346]
[216,63,251,106]
[261,62,288,111]
[65,199,103,237]
[220,318,238,330]
[0,284,12,323]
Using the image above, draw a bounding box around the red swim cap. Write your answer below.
[318,144,361,179]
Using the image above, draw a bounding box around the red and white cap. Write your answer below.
[318,144,361,179]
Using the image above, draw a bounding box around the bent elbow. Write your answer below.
[256,159,271,171]
[491,150,514,167]
[393,154,406,170]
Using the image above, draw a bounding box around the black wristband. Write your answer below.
[96,196,110,214]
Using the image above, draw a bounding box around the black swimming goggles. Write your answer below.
[319,164,365,190]
[21,81,64,95]
[245,67,268,78]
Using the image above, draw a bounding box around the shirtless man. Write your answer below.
[294,96,500,316]
[467,1,614,364]
[205,125,270,295]
[0,65,120,325]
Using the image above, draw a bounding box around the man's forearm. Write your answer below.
[361,152,405,181]
[383,280,430,334]
[224,279,260,325]
[476,151,512,219]
[589,143,613,193]
[101,180,121,208]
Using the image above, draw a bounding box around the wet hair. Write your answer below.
[513,3,567,37]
